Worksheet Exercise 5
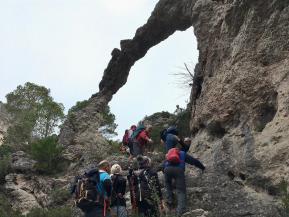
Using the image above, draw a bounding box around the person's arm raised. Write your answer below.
[185,154,205,171]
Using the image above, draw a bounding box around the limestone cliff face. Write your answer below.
[60,0,289,216]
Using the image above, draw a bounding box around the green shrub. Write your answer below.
[0,155,11,184]
[50,188,71,206]
[0,144,12,158]
[279,179,289,216]
[174,109,191,137]
[108,140,122,156]
[0,194,22,217]
[149,125,166,153]
[30,136,64,174]
[67,100,89,115]
[26,206,72,217]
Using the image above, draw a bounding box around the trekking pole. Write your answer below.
[131,177,137,213]
[138,176,142,202]
[116,196,119,217]
[103,198,106,217]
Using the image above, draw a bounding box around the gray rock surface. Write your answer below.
[182,209,209,217]
[4,173,68,214]
[10,151,36,173]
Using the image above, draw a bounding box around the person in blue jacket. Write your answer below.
[161,126,191,153]
[84,160,112,217]
[164,149,205,217]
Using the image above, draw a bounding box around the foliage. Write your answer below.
[33,98,65,138]
[107,139,122,155]
[144,111,174,123]
[26,206,72,217]
[29,136,64,174]
[67,100,89,115]
[0,194,22,217]
[50,188,71,206]
[0,144,12,184]
[173,107,191,138]
[149,124,167,153]
[5,82,64,144]
[99,105,118,138]
[279,179,289,216]
[5,114,35,146]
[0,155,11,184]
[0,144,12,158]
[141,107,191,152]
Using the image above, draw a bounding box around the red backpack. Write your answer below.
[166,148,181,164]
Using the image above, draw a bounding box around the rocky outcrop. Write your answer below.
[183,209,209,217]
[3,150,71,215]
[59,0,289,216]
[4,173,68,215]
[0,102,10,145]
[10,151,36,173]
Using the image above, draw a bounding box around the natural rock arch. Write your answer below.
[60,1,289,215]
[61,0,286,146]
[59,0,196,146]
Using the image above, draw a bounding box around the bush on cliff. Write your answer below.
[30,136,64,174]
[0,156,11,184]
[0,145,12,183]
[279,179,289,216]
[0,194,22,217]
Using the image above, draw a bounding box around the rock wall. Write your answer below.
[59,0,289,216]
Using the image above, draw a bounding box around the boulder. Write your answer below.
[10,151,36,173]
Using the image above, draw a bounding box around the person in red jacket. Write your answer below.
[133,125,153,157]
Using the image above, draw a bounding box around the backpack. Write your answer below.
[73,169,100,211]
[166,126,178,136]
[160,126,178,142]
[122,130,129,146]
[166,148,181,164]
[131,125,145,140]
[160,129,167,142]
[131,169,152,202]
[111,174,121,205]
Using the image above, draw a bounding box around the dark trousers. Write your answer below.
[137,200,159,217]
[133,141,144,157]
[84,206,111,217]
[164,166,186,216]
[128,141,134,155]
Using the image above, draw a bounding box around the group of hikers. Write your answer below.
[72,124,205,217]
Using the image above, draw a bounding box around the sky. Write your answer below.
[0,0,198,139]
